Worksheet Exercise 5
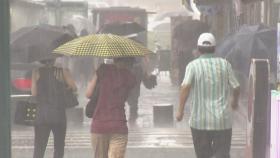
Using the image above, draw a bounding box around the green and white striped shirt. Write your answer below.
[182,54,240,130]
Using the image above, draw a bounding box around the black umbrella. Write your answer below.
[216,24,277,77]
[154,10,193,21]
[98,22,146,36]
[10,24,75,63]
[173,20,210,43]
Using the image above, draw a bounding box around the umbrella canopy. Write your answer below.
[54,34,152,57]
[10,24,75,63]
[154,10,194,21]
[148,19,170,32]
[173,20,210,43]
[216,24,277,77]
[98,22,146,36]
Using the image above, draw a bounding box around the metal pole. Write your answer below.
[55,0,61,25]
[0,0,11,157]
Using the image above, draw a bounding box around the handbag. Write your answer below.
[63,85,79,108]
[58,68,79,108]
[143,74,157,89]
[85,79,100,118]
[14,100,37,126]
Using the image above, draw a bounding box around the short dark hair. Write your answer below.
[40,59,55,65]
[198,46,215,54]
[113,57,135,64]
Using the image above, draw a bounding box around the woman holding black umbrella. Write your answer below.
[31,58,77,158]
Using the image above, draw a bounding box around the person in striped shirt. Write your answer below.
[176,33,240,158]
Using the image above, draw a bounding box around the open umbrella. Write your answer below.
[173,20,210,42]
[216,24,277,77]
[54,34,152,57]
[10,24,75,63]
[154,10,194,21]
[98,22,146,36]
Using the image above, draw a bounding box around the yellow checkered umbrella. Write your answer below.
[54,34,152,57]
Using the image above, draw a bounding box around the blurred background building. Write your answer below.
[189,0,277,40]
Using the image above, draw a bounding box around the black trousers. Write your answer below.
[127,94,139,123]
[33,123,66,158]
[191,128,232,158]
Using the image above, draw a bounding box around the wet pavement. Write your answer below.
[12,128,245,158]
[11,72,247,158]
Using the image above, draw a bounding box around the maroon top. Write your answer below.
[91,64,136,134]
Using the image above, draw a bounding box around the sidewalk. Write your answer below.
[12,127,245,158]
[11,73,246,158]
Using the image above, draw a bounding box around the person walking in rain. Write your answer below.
[31,58,77,158]
[71,28,95,89]
[126,36,157,127]
[126,58,157,126]
[86,57,136,158]
[176,33,240,158]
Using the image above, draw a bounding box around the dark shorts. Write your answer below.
[191,128,232,158]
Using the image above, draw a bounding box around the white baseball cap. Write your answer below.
[197,33,216,47]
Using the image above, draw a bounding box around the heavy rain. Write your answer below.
[0,0,279,158]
